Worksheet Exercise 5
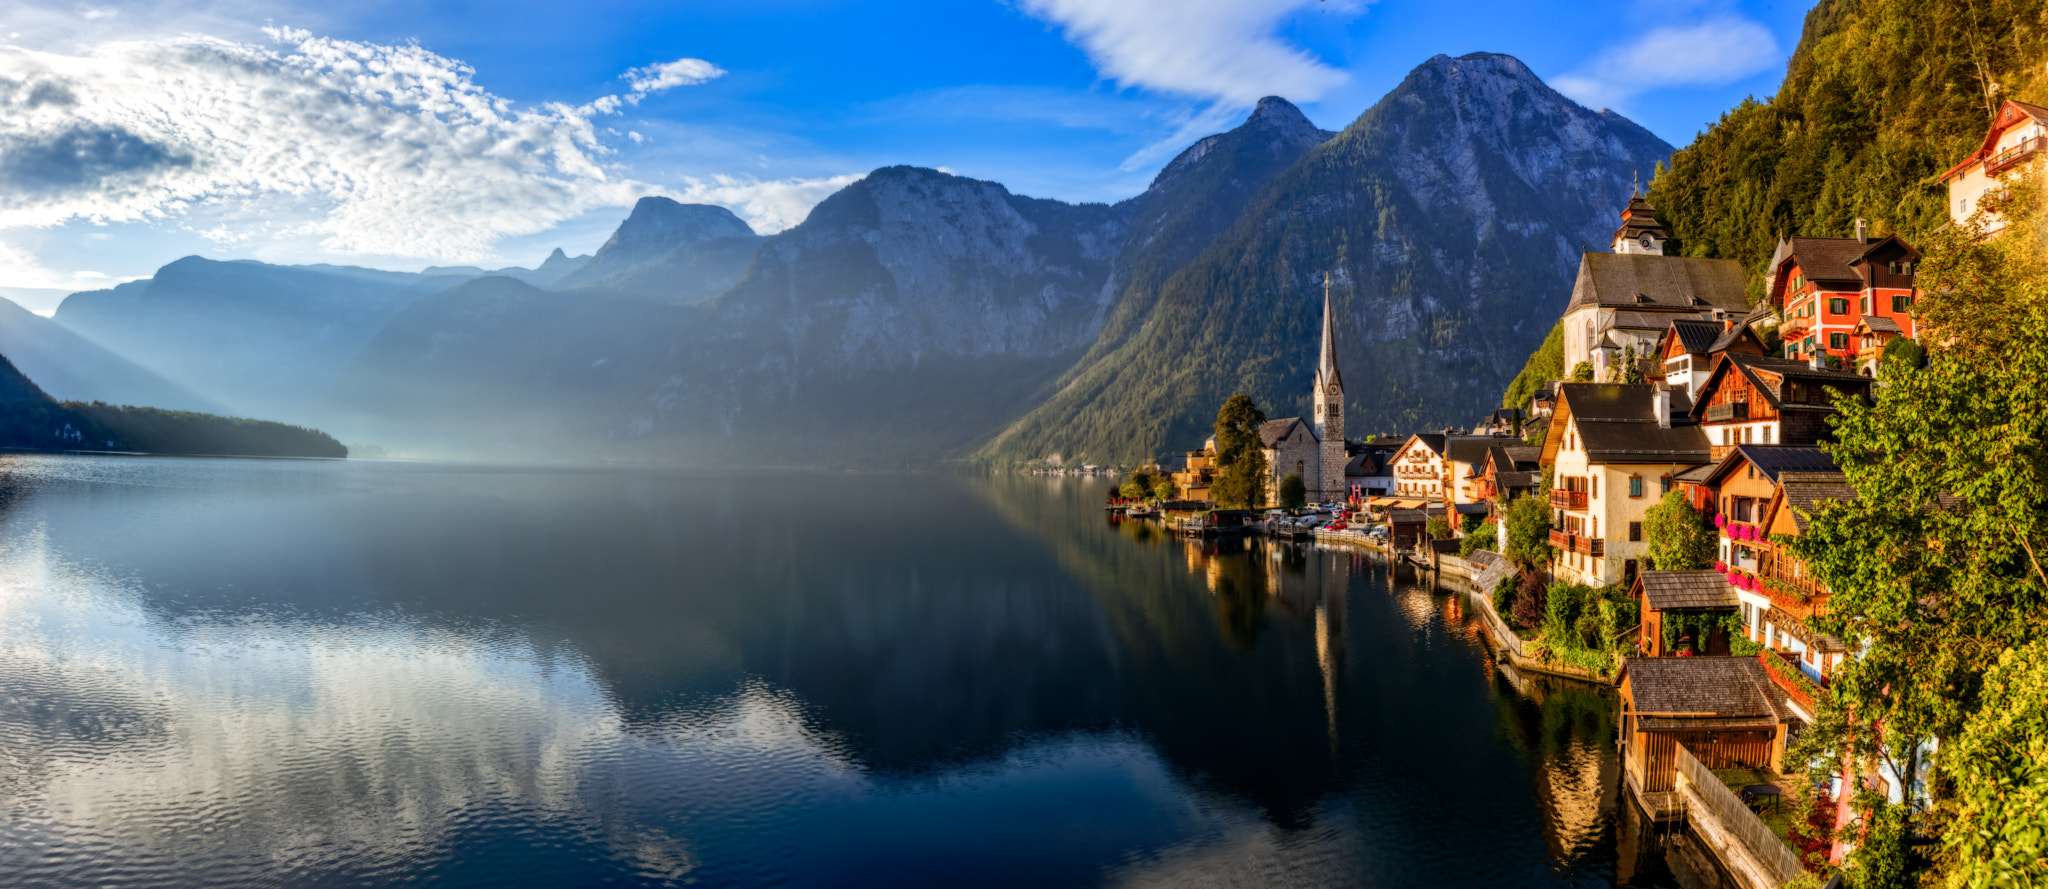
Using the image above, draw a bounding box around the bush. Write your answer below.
[1426,515,1454,540]
[1491,574,1518,622]
[1510,571,1547,628]
[1459,523,1497,558]
[1277,472,1307,510]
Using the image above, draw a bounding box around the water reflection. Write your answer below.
[0,458,1696,887]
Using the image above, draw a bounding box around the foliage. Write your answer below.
[1787,788,1839,873]
[1510,570,1547,629]
[1426,514,1454,540]
[1459,511,1484,534]
[1277,472,1307,510]
[1501,320,1563,410]
[1643,490,1717,570]
[1647,0,2048,285]
[1568,361,1594,382]
[69,404,347,459]
[1785,173,2048,887]
[1459,523,1497,558]
[1120,465,1164,501]
[1536,581,1635,674]
[1880,335,1927,380]
[1210,394,1268,509]
[1612,344,1644,384]
[1503,494,1554,567]
[1941,638,2048,888]
[1492,574,1518,623]
[1153,477,1176,501]
[1660,610,1740,654]
[1730,636,1765,657]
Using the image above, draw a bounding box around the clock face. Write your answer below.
[1640,234,1655,249]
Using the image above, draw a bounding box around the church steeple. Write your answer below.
[1316,272,1343,393]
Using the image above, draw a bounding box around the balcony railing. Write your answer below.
[1574,535,1605,557]
[1549,529,1570,550]
[1987,136,2042,177]
[1704,402,1750,422]
[1549,489,1588,510]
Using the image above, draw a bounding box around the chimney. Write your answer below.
[1855,218,1868,244]
[1653,383,1671,429]
[1809,351,1826,370]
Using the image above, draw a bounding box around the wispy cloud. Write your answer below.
[1019,0,1358,106]
[1551,17,1780,110]
[0,29,799,263]
[667,173,863,234]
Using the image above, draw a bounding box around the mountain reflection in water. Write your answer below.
[0,457,1705,887]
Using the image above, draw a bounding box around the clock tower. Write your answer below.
[1312,272,1348,503]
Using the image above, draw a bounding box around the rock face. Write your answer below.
[553,197,760,295]
[981,53,1673,464]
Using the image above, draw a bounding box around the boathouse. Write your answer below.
[1618,656,1798,819]
[1632,570,1739,656]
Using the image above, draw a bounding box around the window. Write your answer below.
[1743,427,1752,444]
[1660,475,1672,495]
[1628,476,1643,498]
[1591,476,1598,498]
[1829,297,1849,316]
[1961,196,1972,216]
[1893,293,1912,313]
[1830,332,1849,350]
[1763,426,1773,444]
[1628,521,1642,542]
[1861,295,1871,314]
[1741,602,1752,625]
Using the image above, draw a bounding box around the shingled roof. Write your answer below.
[1446,435,1517,468]
[1639,570,1740,611]
[1622,656,1793,719]
[1553,383,1711,463]
[1778,471,1858,532]
[1568,253,1750,313]
[1705,445,1840,487]
[1668,318,1724,355]
[1259,417,1317,448]
[1778,237,1870,285]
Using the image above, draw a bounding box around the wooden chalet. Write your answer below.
[1619,656,1800,817]
[1766,231,1922,365]
[1655,318,1766,401]
[1688,353,1873,463]
[1632,570,1739,656]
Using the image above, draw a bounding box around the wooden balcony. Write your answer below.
[1574,535,1604,557]
[1987,136,2043,176]
[1549,529,1570,550]
[1704,402,1750,422]
[1549,489,1588,510]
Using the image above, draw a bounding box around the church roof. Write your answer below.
[1316,272,1344,392]
[1567,253,1749,314]
[1259,417,1317,448]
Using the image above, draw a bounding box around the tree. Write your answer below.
[1642,490,1716,570]
[1502,320,1563,410]
[1503,494,1554,568]
[1880,336,1925,380]
[1277,473,1307,510]
[1613,344,1644,383]
[1459,523,1497,558]
[1510,570,1547,629]
[1783,173,2048,886]
[1210,394,1268,509]
[1569,361,1594,382]
[1426,514,1454,540]
[1152,477,1176,502]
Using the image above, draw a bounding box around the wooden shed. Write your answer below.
[1618,657,1797,804]
[1632,570,1739,656]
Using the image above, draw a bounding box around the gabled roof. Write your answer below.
[1445,435,1517,468]
[1402,433,1448,458]
[1344,453,1390,478]
[1941,99,2048,182]
[1703,445,1839,487]
[1849,234,1922,267]
[1774,237,1869,286]
[1707,322,1765,355]
[1259,417,1317,447]
[1855,316,1904,335]
[1667,318,1725,355]
[1547,383,1711,464]
[1688,353,1873,417]
[1567,253,1749,313]
[1621,656,1793,719]
[1775,471,1857,533]
[1638,570,1739,611]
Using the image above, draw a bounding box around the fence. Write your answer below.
[1475,589,1525,658]
[1675,743,1806,885]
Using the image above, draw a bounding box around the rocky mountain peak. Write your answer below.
[1149,96,1334,195]
[554,197,756,290]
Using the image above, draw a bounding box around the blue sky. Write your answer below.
[0,0,1810,313]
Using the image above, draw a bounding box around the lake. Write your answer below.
[0,456,1718,887]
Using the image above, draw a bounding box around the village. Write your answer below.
[1100,98,2048,889]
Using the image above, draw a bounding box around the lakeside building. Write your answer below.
[1617,656,1801,818]
[1938,98,2048,235]
[1251,273,1356,505]
[1763,228,1921,367]
[1559,196,1750,382]
[1696,446,1854,683]
[1540,382,1709,587]
[1655,318,1766,401]
[1687,352,1872,464]
[1630,570,1738,657]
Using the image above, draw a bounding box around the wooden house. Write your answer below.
[1656,318,1766,401]
[1618,657,1799,810]
[1541,383,1710,587]
[1689,353,1873,463]
[1632,570,1739,657]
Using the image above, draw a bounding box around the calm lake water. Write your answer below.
[0,456,1717,887]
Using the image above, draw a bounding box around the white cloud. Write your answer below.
[0,32,758,263]
[623,57,725,98]
[1020,0,1356,106]
[1552,17,1780,110]
[667,173,863,234]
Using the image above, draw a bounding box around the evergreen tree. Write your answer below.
[1568,361,1594,382]
[1210,394,1268,509]
[1277,473,1307,510]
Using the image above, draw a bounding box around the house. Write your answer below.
[1169,445,1217,502]
[1701,446,1857,683]
[1631,570,1739,656]
[1559,196,1750,380]
[1478,444,1541,541]
[1387,434,1448,500]
[1655,318,1766,401]
[1852,315,1905,375]
[1938,98,2048,235]
[1388,506,1444,551]
[1688,353,1873,463]
[1528,384,1556,419]
[1445,435,1524,507]
[1764,227,1921,365]
[1618,657,1801,813]
[1341,443,1398,502]
[1541,382,1710,587]
[1477,408,1524,436]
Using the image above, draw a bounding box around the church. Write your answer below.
[1258,273,1353,505]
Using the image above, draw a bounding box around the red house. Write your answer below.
[1765,228,1921,367]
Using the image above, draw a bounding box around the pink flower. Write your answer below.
[1714,514,1727,529]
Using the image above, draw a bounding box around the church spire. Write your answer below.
[1317,271,1343,392]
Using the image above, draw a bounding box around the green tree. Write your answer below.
[1210,394,1268,509]
[1277,473,1307,510]
[1502,320,1563,410]
[1569,361,1594,382]
[1880,336,1926,380]
[1642,490,1716,570]
[1152,477,1176,502]
[1613,344,1644,383]
[1459,523,1497,558]
[1785,174,2048,886]
[1426,514,1454,540]
[1503,494,1554,568]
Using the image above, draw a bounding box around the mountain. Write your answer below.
[421,248,593,289]
[1647,0,2048,276]
[0,347,344,458]
[52,258,465,424]
[0,296,216,411]
[981,53,1672,465]
[552,197,763,300]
